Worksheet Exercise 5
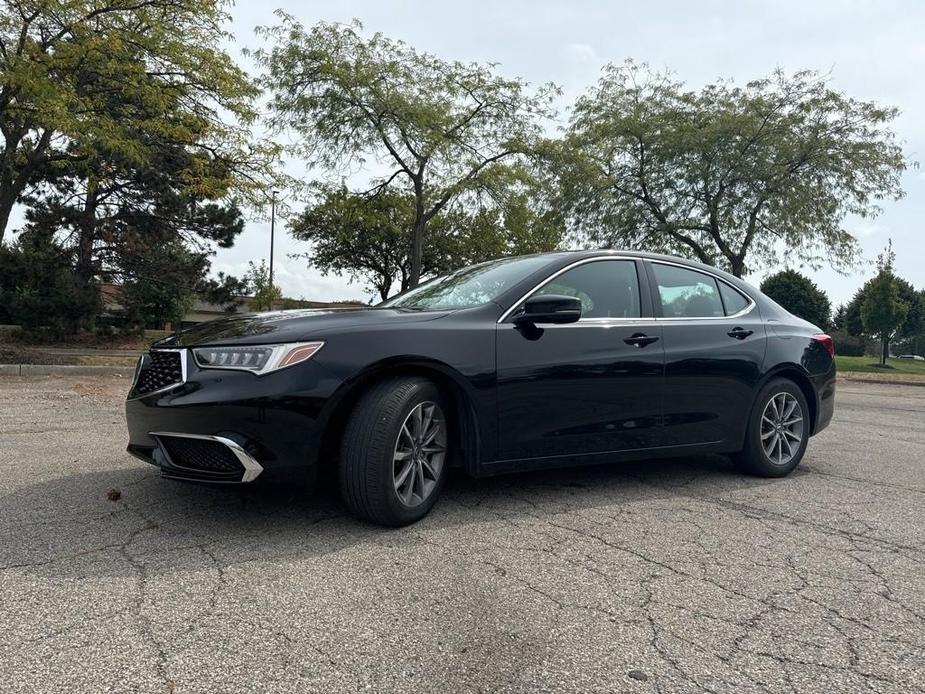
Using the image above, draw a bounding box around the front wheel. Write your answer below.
[340,377,449,526]
[734,378,810,477]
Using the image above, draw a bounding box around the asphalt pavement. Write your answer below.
[0,375,923,694]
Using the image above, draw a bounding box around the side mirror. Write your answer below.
[516,294,582,325]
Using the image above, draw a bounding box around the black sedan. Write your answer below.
[126,251,835,525]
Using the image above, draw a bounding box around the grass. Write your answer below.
[0,345,136,367]
[836,355,925,375]
[74,355,138,367]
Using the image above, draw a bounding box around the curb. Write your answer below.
[0,364,134,377]
[838,374,925,388]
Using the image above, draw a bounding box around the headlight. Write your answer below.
[191,341,324,375]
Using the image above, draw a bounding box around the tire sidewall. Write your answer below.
[743,378,810,476]
[374,380,450,525]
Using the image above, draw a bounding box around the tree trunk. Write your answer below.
[72,179,100,331]
[408,176,426,288]
[408,216,425,288]
[728,255,746,278]
[0,190,15,244]
[881,334,888,365]
[0,128,54,244]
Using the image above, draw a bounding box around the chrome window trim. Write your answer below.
[150,431,264,483]
[647,259,756,321]
[497,255,642,324]
[543,319,660,329]
[127,348,188,401]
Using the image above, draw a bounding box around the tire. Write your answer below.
[734,378,810,477]
[339,377,450,526]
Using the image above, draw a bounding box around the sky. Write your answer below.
[15,1,925,306]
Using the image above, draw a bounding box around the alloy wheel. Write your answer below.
[393,401,447,508]
[760,392,804,466]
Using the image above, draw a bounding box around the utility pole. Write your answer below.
[269,190,277,288]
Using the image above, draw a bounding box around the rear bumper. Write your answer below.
[125,355,341,483]
[811,363,836,435]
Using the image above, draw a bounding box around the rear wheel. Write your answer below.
[339,377,449,526]
[734,378,810,477]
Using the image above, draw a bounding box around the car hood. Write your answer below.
[155,308,450,347]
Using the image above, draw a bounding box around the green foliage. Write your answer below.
[290,187,417,301]
[429,192,565,273]
[289,185,563,300]
[252,16,557,286]
[0,229,95,336]
[843,259,923,343]
[245,260,282,311]
[861,247,909,365]
[836,355,925,375]
[829,329,867,357]
[891,332,925,358]
[759,270,832,329]
[0,0,281,242]
[11,45,255,330]
[117,243,203,333]
[557,62,906,277]
[197,273,249,313]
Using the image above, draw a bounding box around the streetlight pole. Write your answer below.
[269,190,277,288]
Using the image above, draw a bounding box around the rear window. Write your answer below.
[719,282,751,315]
[652,264,724,318]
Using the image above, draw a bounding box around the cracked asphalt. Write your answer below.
[1,375,923,694]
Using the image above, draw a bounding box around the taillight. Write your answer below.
[812,334,835,356]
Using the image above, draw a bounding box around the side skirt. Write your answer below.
[474,440,728,477]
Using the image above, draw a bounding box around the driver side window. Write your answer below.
[534,260,641,319]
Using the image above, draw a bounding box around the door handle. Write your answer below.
[624,333,660,348]
[727,327,753,340]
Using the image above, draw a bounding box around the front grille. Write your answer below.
[157,436,245,476]
[134,350,183,396]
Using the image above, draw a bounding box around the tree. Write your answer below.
[290,187,417,301]
[197,272,250,313]
[558,62,906,277]
[0,0,277,242]
[860,245,909,365]
[20,137,247,328]
[12,34,260,330]
[843,258,923,346]
[245,260,281,311]
[760,270,831,329]
[252,17,557,287]
[0,226,89,336]
[117,242,203,332]
[289,185,563,300]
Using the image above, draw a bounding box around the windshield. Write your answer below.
[379,256,553,310]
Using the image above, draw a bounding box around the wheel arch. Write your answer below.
[755,364,819,435]
[316,357,483,476]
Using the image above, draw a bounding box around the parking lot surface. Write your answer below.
[1,375,923,694]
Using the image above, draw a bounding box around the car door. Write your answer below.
[495,258,665,462]
[646,260,767,448]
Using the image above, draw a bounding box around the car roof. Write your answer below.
[516,249,747,284]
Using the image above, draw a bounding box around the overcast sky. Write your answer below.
[20,1,925,306]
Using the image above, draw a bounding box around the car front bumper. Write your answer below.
[125,351,341,483]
